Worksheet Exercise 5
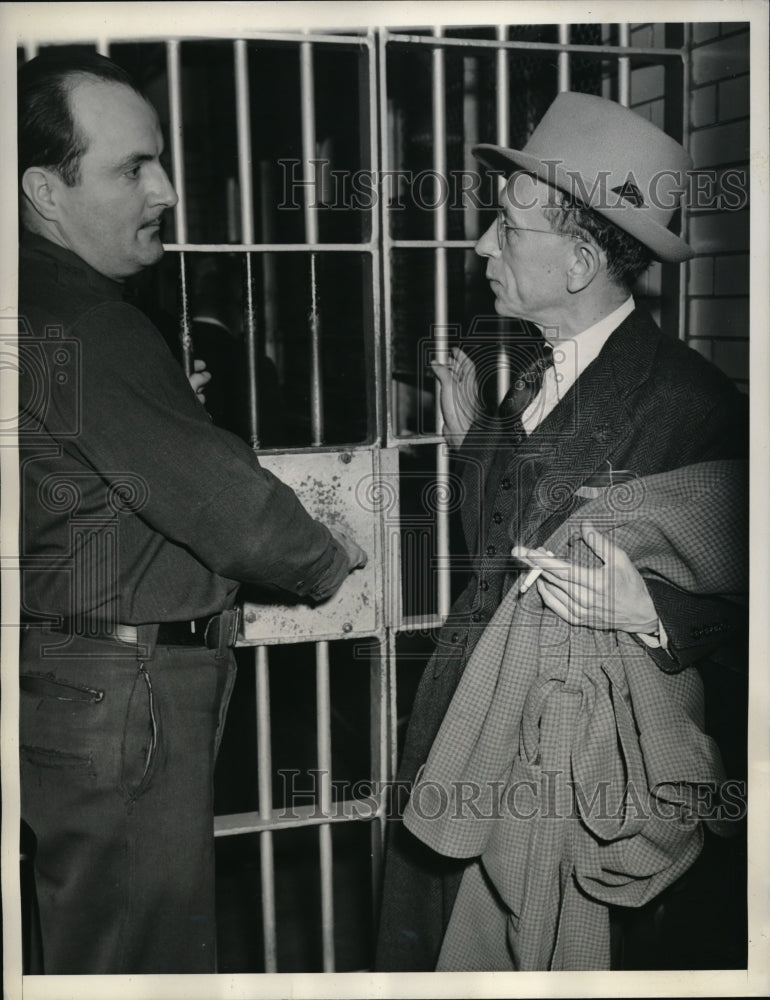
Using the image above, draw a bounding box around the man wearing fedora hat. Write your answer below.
[375,93,748,971]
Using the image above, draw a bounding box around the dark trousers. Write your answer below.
[20,628,236,974]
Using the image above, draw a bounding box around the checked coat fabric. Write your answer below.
[403,461,748,971]
[374,307,749,971]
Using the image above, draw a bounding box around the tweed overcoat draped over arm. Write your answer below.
[403,461,748,971]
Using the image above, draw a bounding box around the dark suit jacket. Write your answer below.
[375,306,749,971]
[463,307,747,659]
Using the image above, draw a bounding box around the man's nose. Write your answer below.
[475,219,499,259]
[148,164,179,210]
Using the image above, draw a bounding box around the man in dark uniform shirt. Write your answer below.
[17,52,366,974]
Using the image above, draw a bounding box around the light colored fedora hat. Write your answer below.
[473,92,694,262]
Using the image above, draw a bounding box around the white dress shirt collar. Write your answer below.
[522,295,635,433]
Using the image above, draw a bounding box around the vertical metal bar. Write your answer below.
[558,24,571,92]
[234,40,261,449]
[369,639,385,909]
[308,254,324,446]
[167,41,188,245]
[618,23,631,106]
[166,41,192,376]
[255,646,278,972]
[297,41,318,242]
[234,40,256,245]
[300,38,324,446]
[243,255,261,448]
[495,25,509,175]
[495,25,511,403]
[23,41,38,60]
[359,31,381,441]
[379,29,398,441]
[387,629,399,790]
[432,27,451,620]
[95,39,109,57]
[177,252,193,378]
[315,642,335,971]
[365,32,389,920]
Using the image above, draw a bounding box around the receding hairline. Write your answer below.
[61,75,157,169]
[64,72,151,114]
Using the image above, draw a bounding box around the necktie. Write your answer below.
[497,343,554,430]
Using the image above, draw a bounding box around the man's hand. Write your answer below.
[430,347,481,448]
[328,525,368,572]
[188,358,212,405]
[511,521,658,633]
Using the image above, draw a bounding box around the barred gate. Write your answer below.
[17,19,687,973]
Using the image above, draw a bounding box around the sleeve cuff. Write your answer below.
[636,617,669,651]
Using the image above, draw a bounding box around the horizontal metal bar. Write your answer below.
[163,242,375,253]
[164,238,482,253]
[391,239,479,249]
[230,442,383,461]
[199,30,372,46]
[236,629,384,649]
[19,29,373,48]
[399,614,444,632]
[215,799,383,836]
[383,32,685,59]
[390,432,450,446]
[163,238,488,259]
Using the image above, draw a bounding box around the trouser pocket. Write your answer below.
[20,672,104,772]
[120,662,159,801]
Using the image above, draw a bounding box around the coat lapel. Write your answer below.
[516,310,661,546]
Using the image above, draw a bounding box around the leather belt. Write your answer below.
[46,608,241,650]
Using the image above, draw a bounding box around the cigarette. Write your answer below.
[519,550,554,594]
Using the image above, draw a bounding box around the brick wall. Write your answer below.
[685,23,750,392]
[602,23,750,391]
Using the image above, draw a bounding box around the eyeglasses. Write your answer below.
[496,212,568,251]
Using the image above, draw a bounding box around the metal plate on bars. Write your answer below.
[239,449,380,644]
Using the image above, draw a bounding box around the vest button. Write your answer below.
[479,580,489,591]
[471,612,482,623]
[492,511,502,524]
[501,478,511,490]
[486,545,496,555]
[450,632,460,643]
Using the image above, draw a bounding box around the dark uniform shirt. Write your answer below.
[19,232,348,625]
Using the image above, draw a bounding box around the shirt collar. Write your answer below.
[547,296,635,396]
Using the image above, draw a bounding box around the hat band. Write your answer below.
[511,158,687,227]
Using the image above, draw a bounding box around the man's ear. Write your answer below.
[566,239,603,293]
[21,167,62,223]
